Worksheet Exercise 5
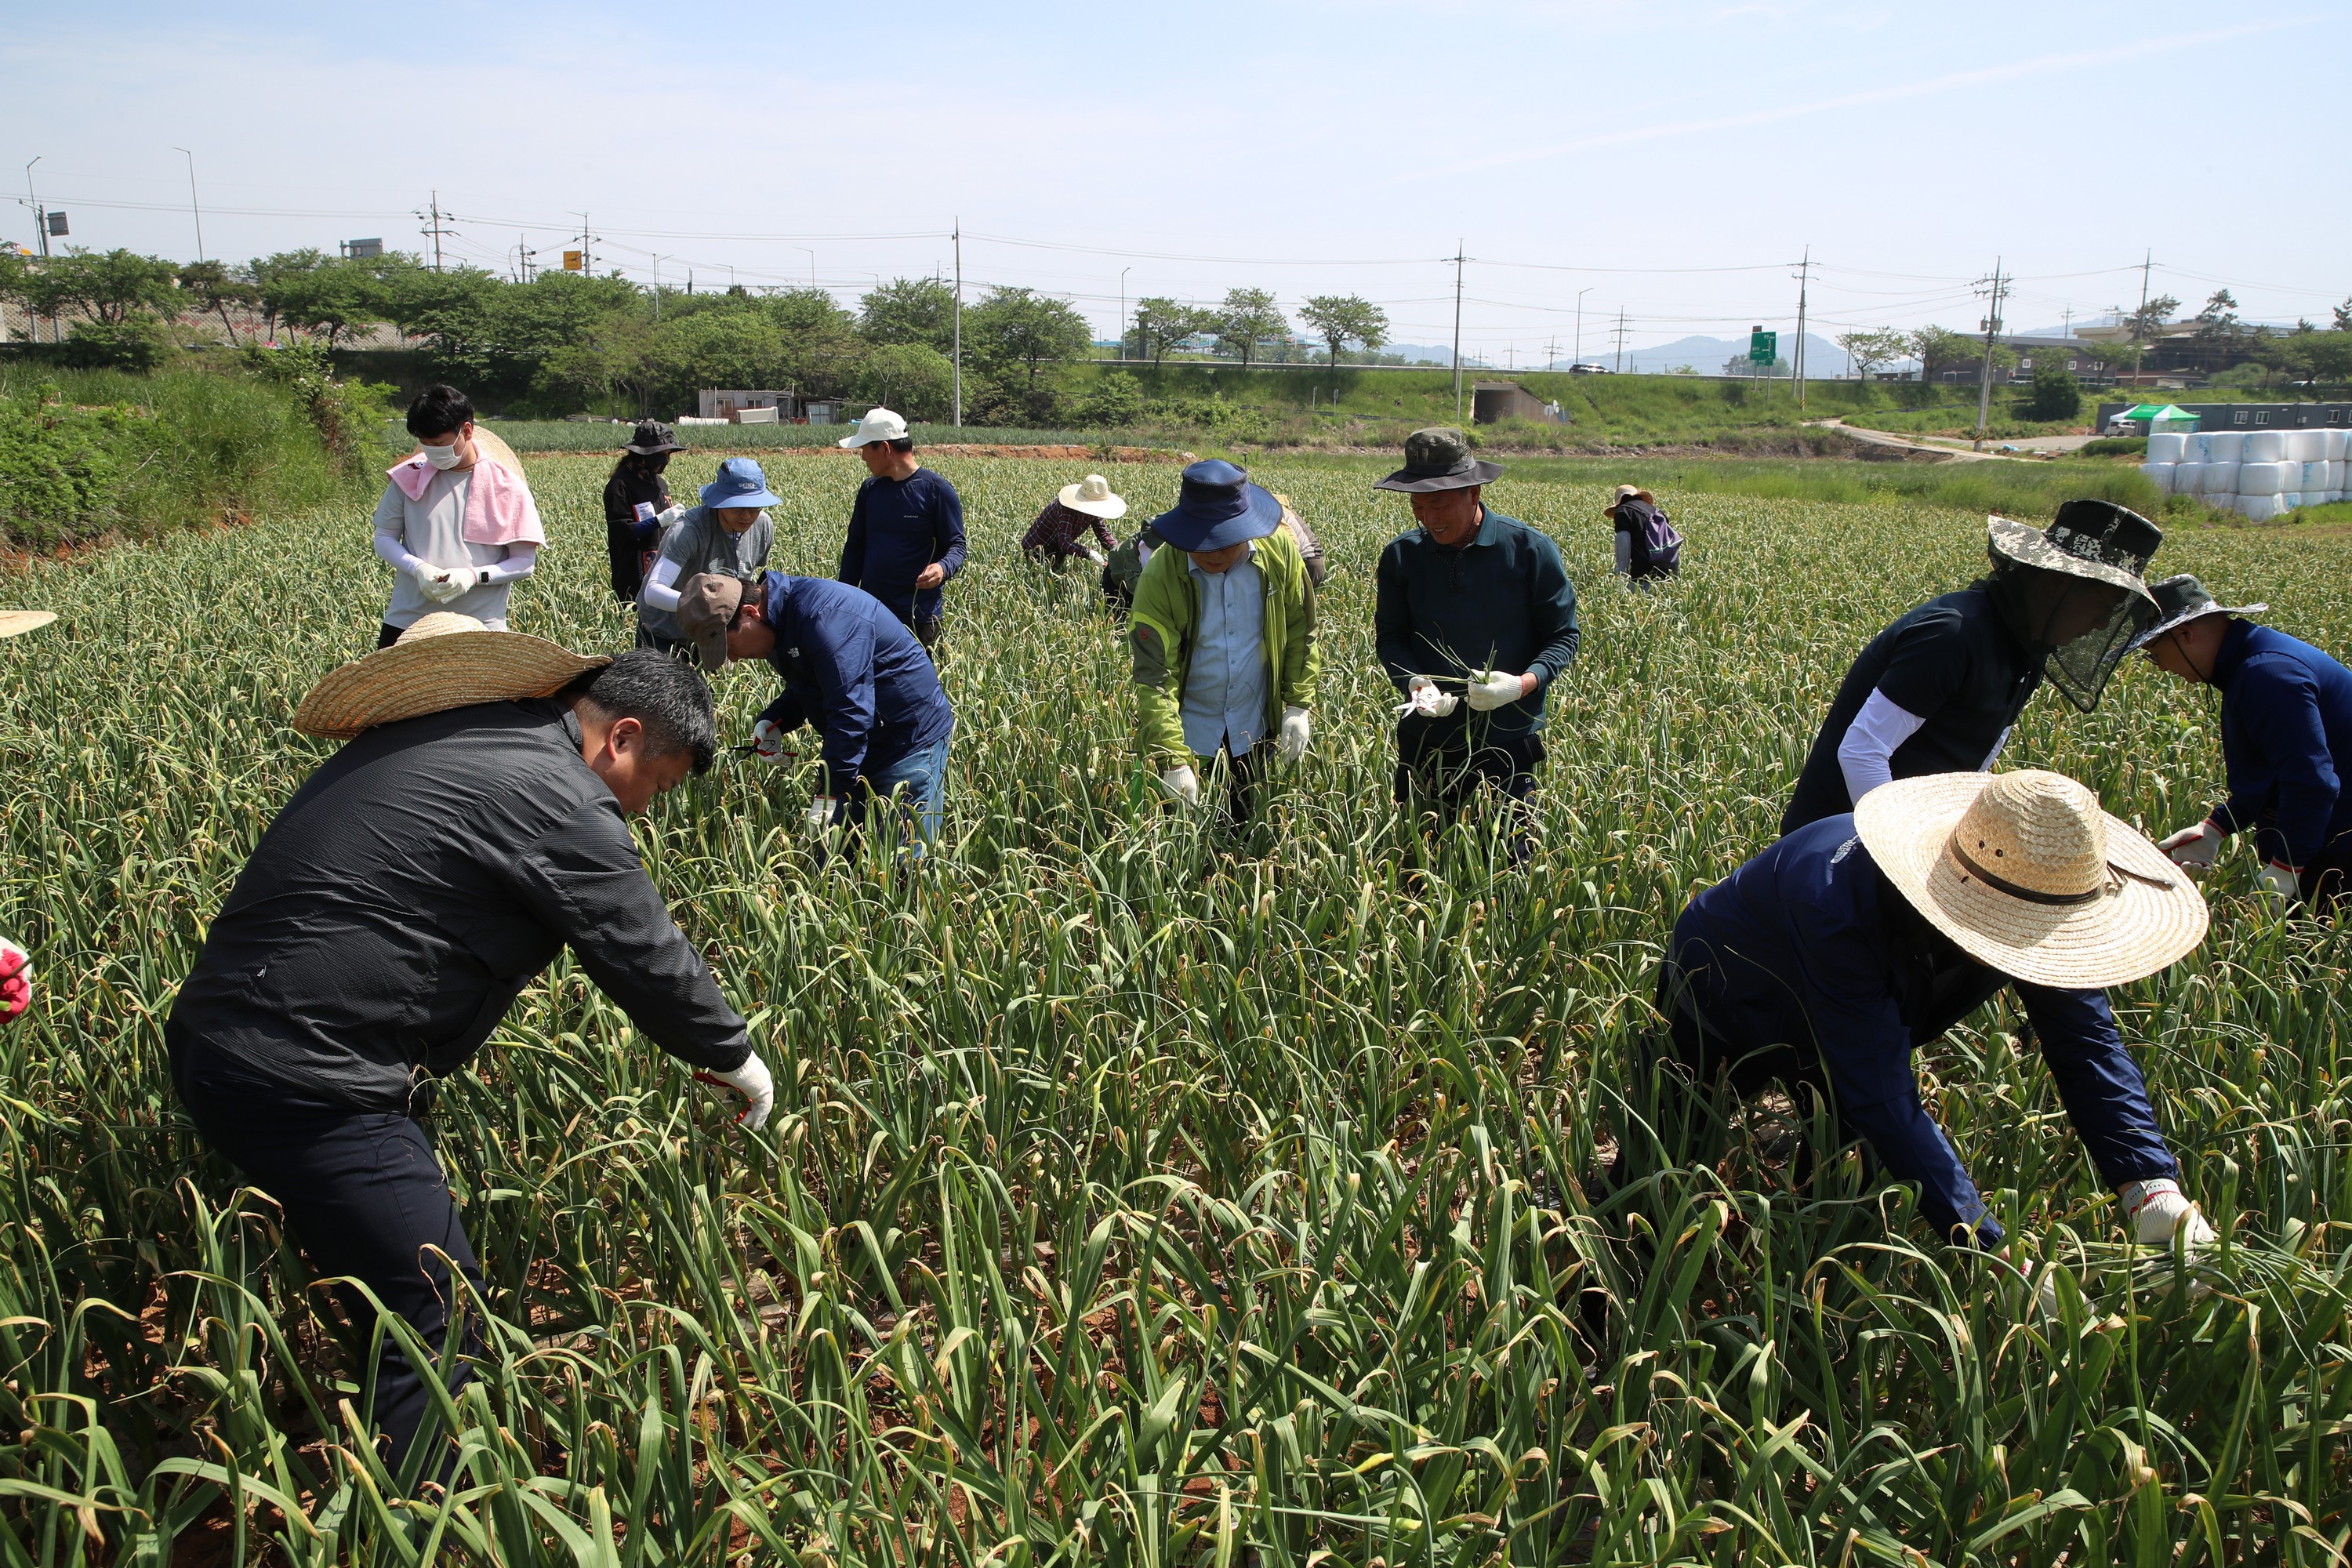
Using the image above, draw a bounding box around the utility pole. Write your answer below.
[651,256,662,321]
[2132,247,2153,383]
[1450,239,1466,423]
[516,234,536,284]
[1974,256,2007,447]
[1792,245,1811,409]
[420,191,453,272]
[174,147,205,263]
[1614,309,1627,374]
[952,217,964,427]
[1119,267,1129,362]
[24,157,46,259]
[1574,286,1591,368]
[1545,336,1557,372]
[573,212,597,277]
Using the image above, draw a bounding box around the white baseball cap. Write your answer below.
[837,407,911,448]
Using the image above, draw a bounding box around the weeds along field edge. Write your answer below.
[2,454,2349,1563]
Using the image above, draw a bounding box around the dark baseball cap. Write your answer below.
[673,573,747,667]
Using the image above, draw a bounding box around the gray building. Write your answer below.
[2092,400,2352,432]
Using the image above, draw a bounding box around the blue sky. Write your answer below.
[9,2,2343,360]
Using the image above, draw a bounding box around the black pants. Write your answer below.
[1394,723,1544,863]
[172,1039,482,1472]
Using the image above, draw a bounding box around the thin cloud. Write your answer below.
[1403,16,2316,182]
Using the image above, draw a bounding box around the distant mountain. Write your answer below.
[1544,332,1857,377]
[1385,343,1457,365]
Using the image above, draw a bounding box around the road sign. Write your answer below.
[562,249,584,272]
[45,212,67,238]
[1748,329,1777,366]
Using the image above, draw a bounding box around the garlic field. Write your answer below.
[2,451,2350,1565]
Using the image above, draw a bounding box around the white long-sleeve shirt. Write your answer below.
[1837,687,2010,807]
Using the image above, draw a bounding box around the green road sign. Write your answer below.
[1749,329,1777,365]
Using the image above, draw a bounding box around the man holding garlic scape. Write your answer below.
[1373,428,1581,857]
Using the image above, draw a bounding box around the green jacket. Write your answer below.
[1130,526,1319,768]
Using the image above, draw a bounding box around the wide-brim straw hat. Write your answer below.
[1058,473,1128,520]
[0,611,56,640]
[1856,769,2207,990]
[1603,483,1655,517]
[397,424,524,474]
[293,612,610,740]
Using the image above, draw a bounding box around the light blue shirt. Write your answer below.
[1180,544,1268,758]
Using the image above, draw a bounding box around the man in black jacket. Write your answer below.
[169,624,772,1474]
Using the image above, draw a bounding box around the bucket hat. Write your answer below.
[1855,769,2207,990]
[1058,473,1128,520]
[2129,574,2267,652]
[1987,501,2161,597]
[1602,483,1656,518]
[838,407,911,448]
[293,613,610,740]
[624,419,683,456]
[1373,427,1504,493]
[1149,459,1284,552]
[673,573,750,670]
[700,456,781,511]
[0,611,55,639]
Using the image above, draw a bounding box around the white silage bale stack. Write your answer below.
[2245,430,2289,463]
[2172,459,2205,495]
[2325,430,2349,461]
[2201,460,2238,495]
[2183,431,2216,463]
[2240,494,2291,521]
[2211,431,2245,463]
[2295,430,2331,463]
[2240,460,2290,495]
[2303,459,2332,495]
[2147,431,2189,463]
[2140,462,2176,493]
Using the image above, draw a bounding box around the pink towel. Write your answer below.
[387,452,544,547]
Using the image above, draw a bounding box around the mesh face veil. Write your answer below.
[1992,561,2158,713]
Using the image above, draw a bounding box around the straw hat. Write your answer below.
[1603,483,1655,517]
[397,423,522,473]
[293,613,609,740]
[1856,769,2207,989]
[0,611,56,640]
[1058,474,1127,520]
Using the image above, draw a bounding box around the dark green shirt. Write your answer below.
[1374,507,1581,739]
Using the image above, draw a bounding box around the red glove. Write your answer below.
[0,937,30,1022]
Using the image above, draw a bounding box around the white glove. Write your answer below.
[656,505,685,528]
[2158,819,2223,869]
[412,561,466,603]
[750,719,791,764]
[697,1052,774,1133]
[805,797,840,835]
[1465,670,1530,712]
[2124,1178,2216,1249]
[1396,675,1458,719]
[1159,765,1200,806]
[1278,706,1310,764]
[2259,861,2300,916]
[1081,548,1107,566]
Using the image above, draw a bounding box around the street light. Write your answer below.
[796,248,815,289]
[173,147,204,263]
[1574,287,1592,368]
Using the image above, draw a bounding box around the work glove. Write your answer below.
[2123,1178,2216,1250]
[2259,860,2300,916]
[804,797,840,836]
[750,719,792,764]
[1081,548,1107,567]
[412,561,467,603]
[694,1051,775,1133]
[1465,670,1530,712]
[1278,706,1311,764]
[0,936,30,1023]
[1396,675,1458,719]
[1159,765,1200,807]
[2158,819,2223,869]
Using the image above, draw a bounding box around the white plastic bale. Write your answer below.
[2140,462,2177,493]
[2239,460,2289,494]
[2288,430,2326,463]
[2245,430,2289,463]
[2239,493,2291,521]
[2325,430,2349,460]
[2201,460,2239,495]
[2211,431,2245,462]
[2173,460,2205,495]
[2147,432,2189,463]
[2184,432,2216,463]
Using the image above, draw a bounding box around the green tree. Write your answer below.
[18,249,181,325]
[1834,327,1907,380]
[2021,361,2082,420]
[1134,296,1207,365]
[270,253,419,348]
[2192,289,2246,373]
[647,310,787,409]
[851,343,955,420]
[176,260,259,344]
[1077,370,1145,426]
[250,250,328,341]
[2115,292,2180,379]
[1910,325,2007,382]
[1214,288,1287,368]
[2268,326,2352,392]
[762,288,866,396]
[1296,295,1391,368]
[859,277,956,354]
[966,287,1091,396]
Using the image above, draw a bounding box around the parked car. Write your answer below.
[1567,363,1613,375]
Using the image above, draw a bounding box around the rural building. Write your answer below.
[2092,399,2352,431]
[697,388,800,421]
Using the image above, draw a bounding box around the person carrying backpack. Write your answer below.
[1606,485,1681,583]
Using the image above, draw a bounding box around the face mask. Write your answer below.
[422,442,466,470]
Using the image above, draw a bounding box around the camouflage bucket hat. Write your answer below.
[1373,427,1505,493]
[2128,574,2267,652]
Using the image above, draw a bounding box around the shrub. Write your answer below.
[2023,361,2082,421]
[1076,371,1145,427]
[0,388,125,543]
[58,311,172,372]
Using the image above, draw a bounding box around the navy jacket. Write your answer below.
[753,574,955,797]
[1784,586,2040,837]
[1373,507,1581,742]
[839,467,967,623]
[169,700,750,1111]
[2207,619,2352,869]
[1666,816,2175,1245]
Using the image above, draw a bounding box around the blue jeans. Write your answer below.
[862,733,952,853]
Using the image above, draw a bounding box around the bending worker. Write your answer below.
[675,569,956,855]
[1373,428,1579,853]
[1661,768,2214,1258]
[1128,460,1318,821]
[637,456,777,661]
[2139,575,2352,915]
[372,384,543,648]
[1782,502,2160,837]
[167,622,774,1472]
[1022,473,1125,568]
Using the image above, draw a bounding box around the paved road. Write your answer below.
[1805,419,2095,462]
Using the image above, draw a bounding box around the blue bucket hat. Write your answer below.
[1149,459,1284,552]
[700,456,781,511]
